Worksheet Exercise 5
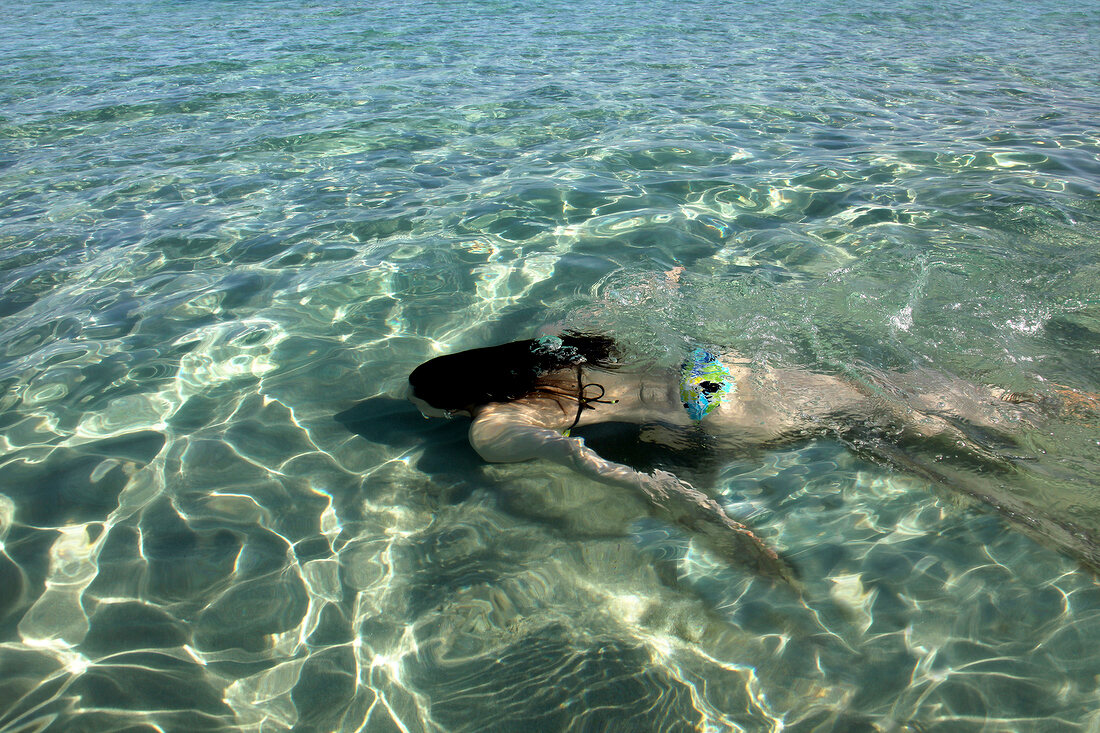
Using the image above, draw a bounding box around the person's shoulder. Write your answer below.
[468,402,569,463]
[475,398,563,423]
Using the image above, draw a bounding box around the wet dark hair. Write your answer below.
[408,332,619,411]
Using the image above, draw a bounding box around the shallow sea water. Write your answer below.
[2,0,1100,730]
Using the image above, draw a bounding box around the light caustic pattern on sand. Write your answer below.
[2,0,1100,730]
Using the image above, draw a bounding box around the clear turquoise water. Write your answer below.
[2,0,1099,730]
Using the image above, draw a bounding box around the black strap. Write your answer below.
[566,365,616,433]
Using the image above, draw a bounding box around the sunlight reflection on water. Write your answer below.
[1,0,1099,730]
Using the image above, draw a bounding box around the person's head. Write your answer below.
[408,332,619,417]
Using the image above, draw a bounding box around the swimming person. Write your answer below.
[407,332,1051,583]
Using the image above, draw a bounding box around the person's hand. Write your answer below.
[646,470,797,585]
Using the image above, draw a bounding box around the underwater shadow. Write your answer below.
[334,397,486,482]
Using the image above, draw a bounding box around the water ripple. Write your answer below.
[1,0,1099,730]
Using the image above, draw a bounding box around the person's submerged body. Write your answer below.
[407,332,1049,584]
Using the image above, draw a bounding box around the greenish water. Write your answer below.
[2,0,1099,730]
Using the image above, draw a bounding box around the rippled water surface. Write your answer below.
[2,0,1099,730]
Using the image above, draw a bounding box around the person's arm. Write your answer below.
[469,414,795,583]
